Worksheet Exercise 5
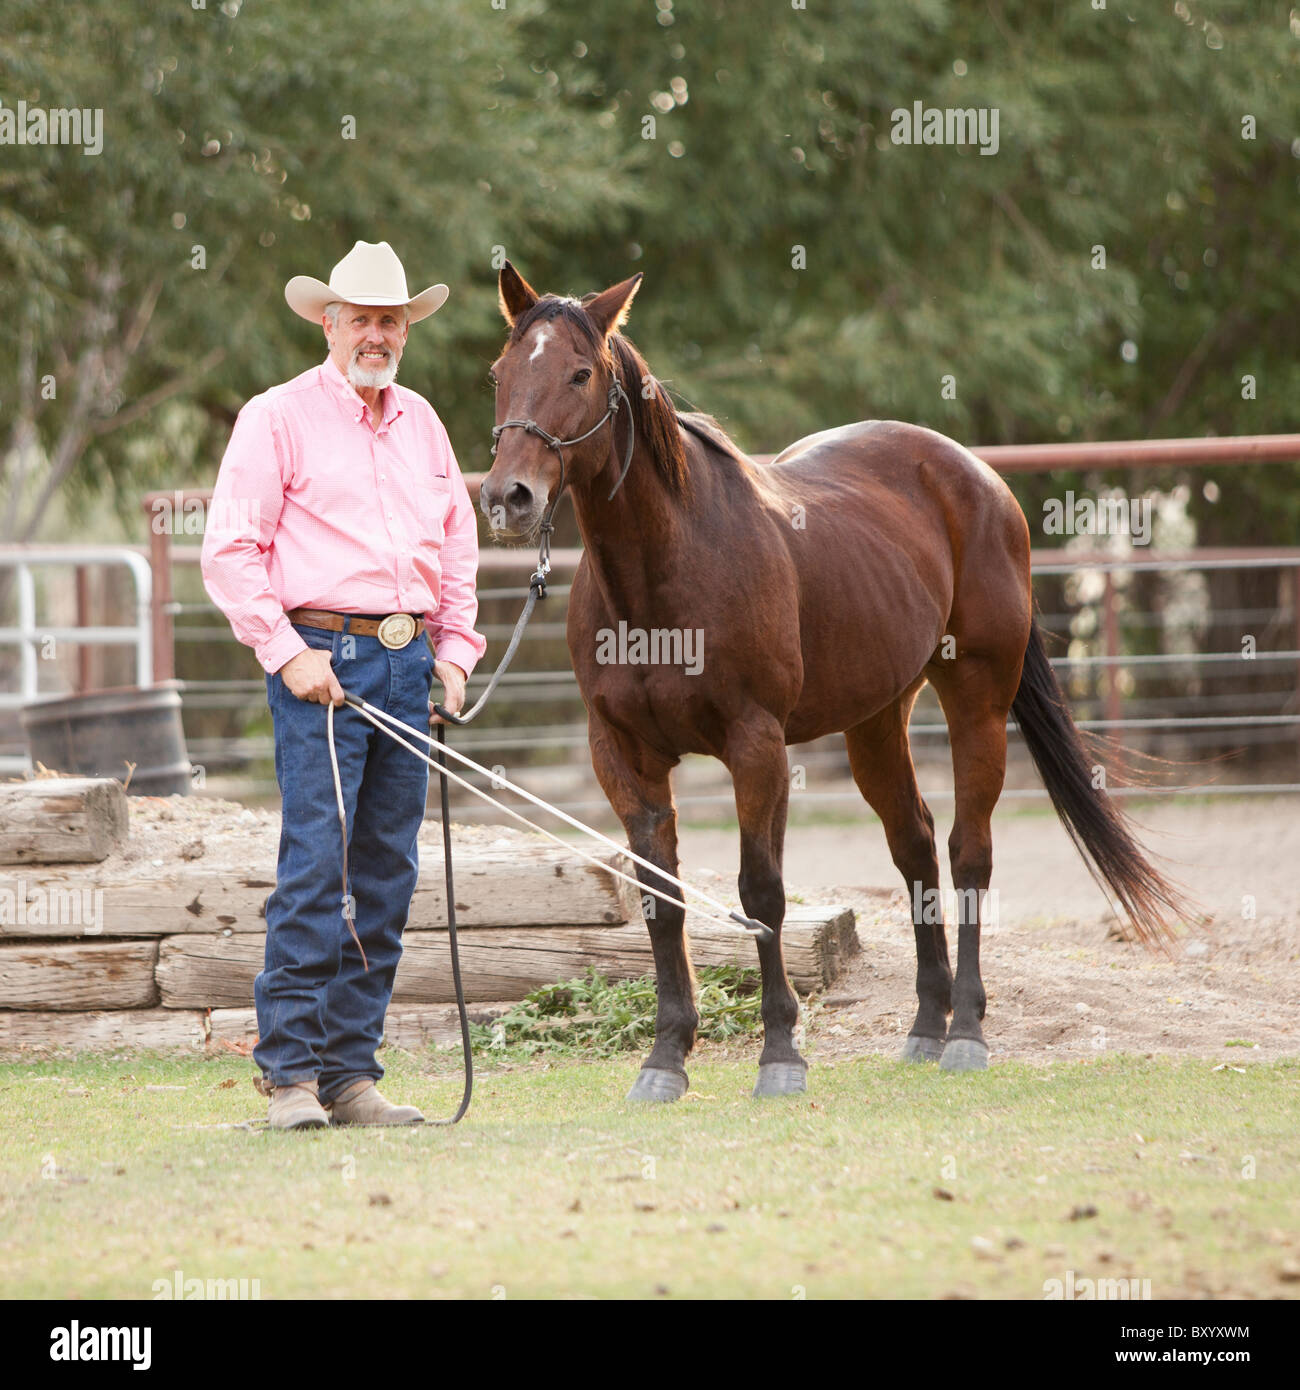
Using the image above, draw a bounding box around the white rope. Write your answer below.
[327,701,368,969]
[332,695,769,941]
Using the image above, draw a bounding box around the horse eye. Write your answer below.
[572,368,591,385]
[487,371,498,387]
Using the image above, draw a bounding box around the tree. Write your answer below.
[0,0,638,543]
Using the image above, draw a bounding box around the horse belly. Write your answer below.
[783,544,951,742]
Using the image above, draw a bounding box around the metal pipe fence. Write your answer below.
[0,546,154,775]
[161,543,1300,815]
[9,439,1300,807]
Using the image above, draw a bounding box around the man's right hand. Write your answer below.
[278,648,346,705]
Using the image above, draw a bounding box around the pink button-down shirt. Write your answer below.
[201,356,487,678]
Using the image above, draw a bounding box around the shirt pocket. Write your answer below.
[414,473,451,545]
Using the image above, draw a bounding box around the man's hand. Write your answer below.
[278,649,346,706]
[430,661,467,724]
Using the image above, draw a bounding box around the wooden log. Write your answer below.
[155,906,857,1008]
[0,1006,204,1053]
[207,1002,513,1052]
[0,840,637,937]
[0,940,159,1011]
[0,778,128,865]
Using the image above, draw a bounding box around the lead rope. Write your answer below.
[344,696,773,941]
[327,702,368,973]
[430,724,472,1125]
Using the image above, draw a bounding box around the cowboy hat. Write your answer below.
[284,240,449,324]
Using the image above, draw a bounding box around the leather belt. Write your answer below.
[287,607,422,650]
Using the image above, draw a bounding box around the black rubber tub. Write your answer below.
[21,682,193,796]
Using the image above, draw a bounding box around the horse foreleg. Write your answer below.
[725,716,805,1096]
[588,717,696,1102]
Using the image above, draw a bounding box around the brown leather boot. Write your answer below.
[255,1076,329,1131]
[326,1078,424,1126]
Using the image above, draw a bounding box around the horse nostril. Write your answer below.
[506,480,534,510]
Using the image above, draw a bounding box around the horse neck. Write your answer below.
[568,429,693,620]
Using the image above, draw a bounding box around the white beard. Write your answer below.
[348,346,399,390]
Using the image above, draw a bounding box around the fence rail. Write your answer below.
[158,543,1300,813]
[6,437,1299,804]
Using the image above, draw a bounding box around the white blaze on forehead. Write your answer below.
[528,324,552,362]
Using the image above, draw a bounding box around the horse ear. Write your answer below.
[584,272,644,339]
[498,260,539,326]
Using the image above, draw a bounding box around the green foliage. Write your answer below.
[470,965,764,1057]
[518,0,1300,529]
[0,0,635,537]
[3,0,1296,547]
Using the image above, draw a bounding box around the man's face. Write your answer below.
[324,303,409,390]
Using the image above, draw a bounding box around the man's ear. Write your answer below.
[583,273,644,339]
[498,260,540,326]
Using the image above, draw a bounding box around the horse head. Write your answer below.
[480,261,642,538]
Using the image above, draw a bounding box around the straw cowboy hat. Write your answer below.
[284,240,449,324]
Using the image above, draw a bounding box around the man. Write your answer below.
[201,240,486,1130]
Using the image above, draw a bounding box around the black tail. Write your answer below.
[1011,621,1190,946]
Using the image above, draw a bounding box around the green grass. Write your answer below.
[1,1049,1297,1299]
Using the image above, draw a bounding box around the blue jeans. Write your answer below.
[254,620,433,1101]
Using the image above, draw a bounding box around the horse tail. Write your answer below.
[1011,620,1189,946]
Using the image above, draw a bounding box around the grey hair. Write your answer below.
[323,301,409,328]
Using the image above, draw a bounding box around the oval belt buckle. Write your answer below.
[377,613,417,650]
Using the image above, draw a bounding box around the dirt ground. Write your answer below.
[90,790,1297,1066]
[676,796,1300,1064]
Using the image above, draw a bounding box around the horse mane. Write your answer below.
[509,294,690,497]
[675,410,754,468]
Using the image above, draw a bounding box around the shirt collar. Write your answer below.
[320,354,404,432]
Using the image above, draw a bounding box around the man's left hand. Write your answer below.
[430,660,467,724]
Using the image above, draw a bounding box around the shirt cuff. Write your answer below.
[258,624,309,675]
[431,637,482,681]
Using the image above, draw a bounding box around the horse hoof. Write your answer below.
[939,1038,989,1072]
[626,1068,688,1102]
[900,1034,945,1064]
[753,1061,808,1097]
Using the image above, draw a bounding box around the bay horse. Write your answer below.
[478,262,1187,1101]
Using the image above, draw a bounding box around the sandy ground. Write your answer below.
[676,797,1300,1064]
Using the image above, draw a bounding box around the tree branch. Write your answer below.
[89,346,226,437]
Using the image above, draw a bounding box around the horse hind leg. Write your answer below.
[724,714,806,1097]
[929,656,1017,1072]
[844,696,951,1063]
